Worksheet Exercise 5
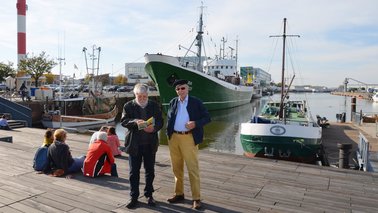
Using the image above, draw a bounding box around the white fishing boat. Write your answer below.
[372,92,378,102]
[41,96,117,131]
[41,45,117,131]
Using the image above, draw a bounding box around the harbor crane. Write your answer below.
[344,78,373,92]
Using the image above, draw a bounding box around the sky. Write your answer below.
[1,0,377,87]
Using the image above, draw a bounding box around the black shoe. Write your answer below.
[147,196,156,207]
[126,198,138,209]
[167,194,185,203]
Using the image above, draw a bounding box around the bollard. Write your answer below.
[337,143,352,169]
[341,112,346,123]
[351,97,356,122]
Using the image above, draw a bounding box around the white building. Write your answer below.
[125,63,151,84]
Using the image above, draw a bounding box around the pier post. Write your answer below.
[337,143,352,169]
[351,97,356,122]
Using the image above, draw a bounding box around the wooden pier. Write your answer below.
[331,91,373,101]
[0,125,378,212]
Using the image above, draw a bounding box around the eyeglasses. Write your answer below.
[175,87,186,91]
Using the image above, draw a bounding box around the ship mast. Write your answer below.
[196,3,204,71]
[270,18,300,119]
[82,45,101,96]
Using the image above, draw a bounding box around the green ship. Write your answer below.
[144,4,255,112]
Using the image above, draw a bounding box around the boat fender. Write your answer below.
[264,147,274,157]
[279,150,291,158]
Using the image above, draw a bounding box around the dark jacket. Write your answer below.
[167,96,211,145]
[120,99,163,156]
[46,140,74,174]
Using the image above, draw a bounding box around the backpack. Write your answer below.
[33,146,48,171]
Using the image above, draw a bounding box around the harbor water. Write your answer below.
[114,93,378,156]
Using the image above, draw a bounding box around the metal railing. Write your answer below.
[356,132,369,171]
[352,111,363,126]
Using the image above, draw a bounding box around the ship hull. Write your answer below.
[145,54,254,112]
[240,122,323,164]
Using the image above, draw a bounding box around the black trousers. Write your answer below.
[128,144,156,199]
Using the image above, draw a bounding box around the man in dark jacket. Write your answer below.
[121,83,163,209]
[166,79,211,210]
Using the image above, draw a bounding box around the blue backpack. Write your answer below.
[33,146,48,171]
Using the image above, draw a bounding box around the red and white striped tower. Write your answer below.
[16,0,27,65]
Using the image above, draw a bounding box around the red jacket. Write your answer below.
[83,140,115,177]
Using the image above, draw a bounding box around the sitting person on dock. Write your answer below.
[0,115,11,130]
[107,126,122,156]
[83,132,118,177]
[33,129,55,172]
[45,129,85,177]
[42,128,54,147]
[89,126,109,145]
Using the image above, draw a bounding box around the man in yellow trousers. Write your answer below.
[166,79,211,210]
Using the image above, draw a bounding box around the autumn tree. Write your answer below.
[18,52,57,87]
[44,73,55,84]
[0,62,16,82]
[84,74,91,84]
[114,74,127,85]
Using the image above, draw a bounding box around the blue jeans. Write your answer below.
[68,156,85,173]
[128,144,156,199]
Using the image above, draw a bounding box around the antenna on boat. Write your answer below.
[82,45,101,96]
[235,36,239,75]
[196,2,205,71]
[220,37,227,59]
[57,32,66,101]
[269,18,300,119]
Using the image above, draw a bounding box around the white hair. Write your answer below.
[133,83,149,94]
[97,132,108,141]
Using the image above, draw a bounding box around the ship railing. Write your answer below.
[356,132,371,171]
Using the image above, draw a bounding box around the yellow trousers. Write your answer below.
[168,133,200,200]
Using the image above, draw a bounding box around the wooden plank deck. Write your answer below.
[0,126,378,212]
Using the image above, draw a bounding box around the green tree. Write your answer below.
[0,62,16,82]
[18,52,57,87]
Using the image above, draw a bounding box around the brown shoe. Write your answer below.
[167,194,185,203]
[193,200,202,210]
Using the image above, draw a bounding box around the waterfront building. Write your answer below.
[125,63,151,84]
[240,66,271,86]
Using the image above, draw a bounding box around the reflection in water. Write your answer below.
[202,99,263,155]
